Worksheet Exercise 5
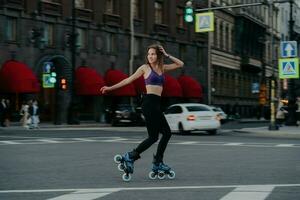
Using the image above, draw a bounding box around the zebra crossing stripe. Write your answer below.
[37,139,61,143]
[276,144,295,147]
[220,185,274,200]
[224,143,244,146]
[0,141,21,144]
[46,191,114,200]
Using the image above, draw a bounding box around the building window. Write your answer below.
[179,44,186,60]
[219,22,223,50]
[133,0,140,19]
[106,33,116,53]
[134,37,141,56]
[6,17,17,42]
[44,23,54,47]
[77,28,87,49]
[176,7,184,28]
[75,0,85,9]
[155,1,163,24]
[225,25,229,51]
[106,0,115,14]
[197,47,204,66]
[213,20,218,47]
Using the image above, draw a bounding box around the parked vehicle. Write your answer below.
[105,104,145,126]
[164,103,221,135]
[210,106,228,124]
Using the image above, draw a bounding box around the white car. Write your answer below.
[164,103,221,135]
[210,106,228,124]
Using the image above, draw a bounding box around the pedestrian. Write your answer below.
[0,99,6,127]
[4,99,11,127]
[296,97,300,125]
[20,100,30,128]
[100,44,184,179]
[29,100,40,129]
[276,101,287,126]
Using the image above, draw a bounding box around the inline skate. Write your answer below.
[148,157,175,180]
[114,151,139,182]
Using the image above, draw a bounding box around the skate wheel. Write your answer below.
[158,172,165,180]
[148,171,157,180]
[168,170,176,179]
[118,163,125,171]
[122,173,131,182]
[114,154,122,164]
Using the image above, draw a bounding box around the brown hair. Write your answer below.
[145,44,164,72]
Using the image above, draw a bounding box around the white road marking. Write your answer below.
[1,184,299,194]
[72,138,97,142]
[46,189,119,200]
[37,139,62,144]
[224,143,244,146]
[0,141,21,144]
[176,141,198,145]
[276,144,295,147]
[0,138,299,148]
[220,185,274,200]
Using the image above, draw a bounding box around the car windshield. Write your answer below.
[186,106,211,112]
[117,105,134,111]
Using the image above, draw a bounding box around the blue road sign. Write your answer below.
[43,62,52,73]
[280,41,297,58]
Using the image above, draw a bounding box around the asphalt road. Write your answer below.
[0,123,299,200]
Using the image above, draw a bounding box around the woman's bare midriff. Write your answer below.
[146,85,163,96]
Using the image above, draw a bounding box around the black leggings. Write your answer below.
[135,94,172,163]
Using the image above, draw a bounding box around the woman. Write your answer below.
[100,44,184,179]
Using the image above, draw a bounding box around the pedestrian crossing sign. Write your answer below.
[278,58,299,79]
[195,12,214,32]
[42,74,55,88]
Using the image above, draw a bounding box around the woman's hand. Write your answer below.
[158,45,169,57]
[100,86,111,94]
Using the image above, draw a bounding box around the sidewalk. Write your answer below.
[0,121,111,131]
[234,125,300,139]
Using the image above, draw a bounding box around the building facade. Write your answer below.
[0,0,208,123]
[210,0,280,118]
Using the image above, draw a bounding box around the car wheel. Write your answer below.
[207,129,218,135]
[178,123,190,134]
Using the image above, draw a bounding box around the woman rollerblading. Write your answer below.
[101,44,184,181]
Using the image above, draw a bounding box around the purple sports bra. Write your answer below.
[144,65,165,86]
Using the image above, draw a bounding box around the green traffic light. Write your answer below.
[51,72,57,77]
[49,77,57,84]
[185,7,193,14]
[184,15,193,22]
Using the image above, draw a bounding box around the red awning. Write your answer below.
[0,60,40,93]
[104,69,136,96]
[75,66,105,95]
[162,74,182,97]
[133,76,146,94]
[178,75,203,98]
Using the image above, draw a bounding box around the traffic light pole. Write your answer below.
[285,0,297,126]
[68,0,77,124]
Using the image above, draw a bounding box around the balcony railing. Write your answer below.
[103,13,121,27]
[0,0,23,10]
[153,24,169,35]
[39,0,62,16]
[75,8,93,21]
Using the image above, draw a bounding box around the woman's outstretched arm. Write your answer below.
[100,65,145,94]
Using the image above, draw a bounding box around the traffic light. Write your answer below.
[49,66,57,84]
[60,78,67,90]
[184,1,194,23]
